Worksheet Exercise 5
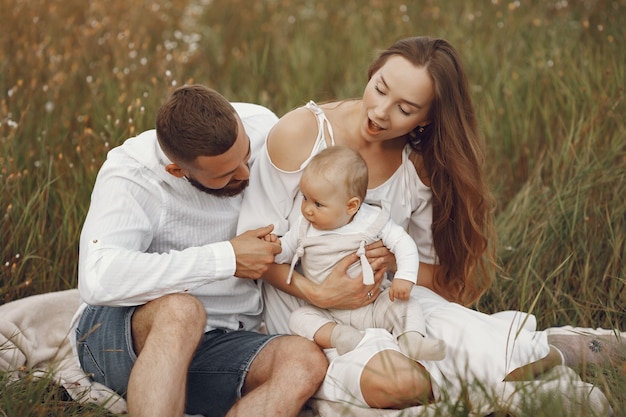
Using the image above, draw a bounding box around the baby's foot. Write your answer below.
[398,331,446,361]
[330,325,364,355]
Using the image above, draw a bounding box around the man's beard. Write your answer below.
[185,175,249,197]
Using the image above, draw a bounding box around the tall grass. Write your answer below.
[1,0,624,415]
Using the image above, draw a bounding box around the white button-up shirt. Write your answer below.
[73,103,278,334]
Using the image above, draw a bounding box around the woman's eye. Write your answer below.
[375,85,385,95]
[399,106,411,116]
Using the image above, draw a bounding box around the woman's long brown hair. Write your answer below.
[368,37,497,305]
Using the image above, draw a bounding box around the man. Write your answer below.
[71,85,327,417]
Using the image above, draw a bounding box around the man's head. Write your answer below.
[157,84,251,197]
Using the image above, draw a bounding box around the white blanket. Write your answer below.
[0,289,127,413]
[0,290,615,416]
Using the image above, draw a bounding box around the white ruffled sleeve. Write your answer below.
[237,143,303,237]
[407,184,437,265]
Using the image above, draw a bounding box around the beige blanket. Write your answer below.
[0,290,615,416]
[0,289,127,413]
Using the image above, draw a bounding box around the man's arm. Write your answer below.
[78,160,238,306]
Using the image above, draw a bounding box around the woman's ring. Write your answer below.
[367,291,373,299]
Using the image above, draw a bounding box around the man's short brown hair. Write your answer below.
[156,85,238,163]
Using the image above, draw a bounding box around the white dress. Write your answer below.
[238,101,550,405]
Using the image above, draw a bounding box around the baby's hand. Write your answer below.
[389,279,414,301]
[262,233,280,244]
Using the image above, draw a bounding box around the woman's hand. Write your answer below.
[365,240,397,273]
[308,253,387,309]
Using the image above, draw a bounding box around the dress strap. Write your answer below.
[299,101,335,169]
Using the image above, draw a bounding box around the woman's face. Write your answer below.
[361,55,434,142]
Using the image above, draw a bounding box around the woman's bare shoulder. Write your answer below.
[267,106,319,171]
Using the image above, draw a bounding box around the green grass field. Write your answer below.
[1,0,624,415]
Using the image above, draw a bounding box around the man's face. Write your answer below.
[173,116,252,198]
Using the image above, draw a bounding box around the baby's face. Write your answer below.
[299,175,354,231]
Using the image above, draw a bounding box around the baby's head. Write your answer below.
[299,146,368,230]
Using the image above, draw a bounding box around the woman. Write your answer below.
[238,36,619,409]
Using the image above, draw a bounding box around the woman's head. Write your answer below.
[369,37,496,304]
[367,36,471,146]
[361,55,433,143]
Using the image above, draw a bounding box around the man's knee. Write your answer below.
[290,336,328,379]
[281,336,327,396]
[133,293,206,352]
[156,293,206,326]
[254,335,327,393]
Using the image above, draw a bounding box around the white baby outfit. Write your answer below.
[275,203,426,344]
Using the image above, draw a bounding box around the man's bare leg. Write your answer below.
[127,294,206,417]
[227,335,327,417]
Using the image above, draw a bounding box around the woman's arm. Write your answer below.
[415,261,438,292]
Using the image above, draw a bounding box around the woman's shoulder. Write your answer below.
[266,105,321,171]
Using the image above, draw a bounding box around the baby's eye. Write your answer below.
[314,202,322,208]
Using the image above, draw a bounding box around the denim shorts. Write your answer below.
[76,305,280,417]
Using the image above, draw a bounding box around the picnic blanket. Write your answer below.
[0,289,127,413]
[0,290,615,416]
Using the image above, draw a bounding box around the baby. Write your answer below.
[267,146,445,361]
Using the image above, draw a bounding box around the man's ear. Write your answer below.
[347,197,361,215]
[165,163,185,178]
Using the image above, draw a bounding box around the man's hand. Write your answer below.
[230,225,282,279]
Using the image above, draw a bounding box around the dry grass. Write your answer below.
[1,0,624,415]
